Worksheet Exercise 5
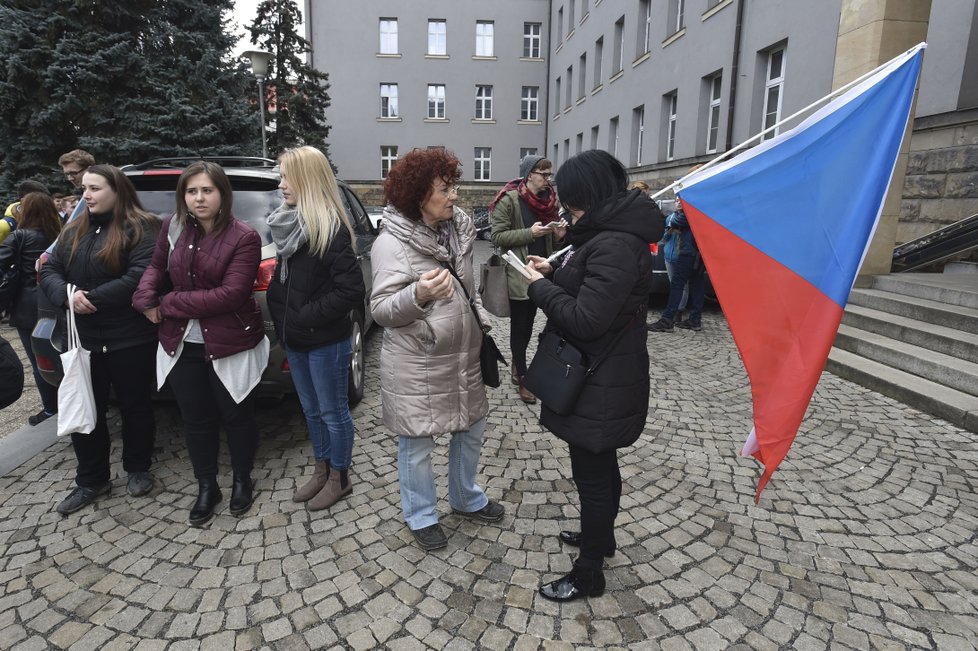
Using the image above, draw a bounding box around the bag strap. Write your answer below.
[442,261,486,332]
[65,283,81,351]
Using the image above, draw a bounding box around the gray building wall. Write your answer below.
[305,0,550,186]
[547,0,842,190]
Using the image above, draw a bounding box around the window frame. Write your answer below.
[427,84,446,119]
[379,18,398,54]
[428,19,447,56]
[523,22,542,58]
[706,75,722,153]
[762,47,786,139]
[381,145,398,178]
[521,86,539,121]
[475,21,494,57]
[666,93,678,161]
[474,147,492,181]
[475,85,493,120]
[380,83,399,118]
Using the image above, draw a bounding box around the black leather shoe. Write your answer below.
[539,567,606,602]
[411,523,448,551]
[558,530,616,557]
[229,473,254,516]
[189,478,222,526]
[57,483,110,515]
[127,471,155,497]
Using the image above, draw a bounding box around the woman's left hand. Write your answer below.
[71,289,97,314]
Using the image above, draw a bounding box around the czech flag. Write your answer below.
[677,44,926,500]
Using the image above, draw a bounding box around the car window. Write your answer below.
[129,174,281,245]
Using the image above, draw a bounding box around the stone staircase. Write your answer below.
[827,269,978,432]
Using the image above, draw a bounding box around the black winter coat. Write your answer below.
[266,227,366,351]
[527,189,665,452]
[0,228,53,330]
[39,212,159,353]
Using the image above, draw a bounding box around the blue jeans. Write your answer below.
[286,339,355,470]
[664,260,688,311]
[662,254,705,323]
[398,417,489,530]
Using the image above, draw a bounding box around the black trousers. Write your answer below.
[508,298,538,377]
[72,342,156,488]
[167,343,258,479]
[569,443,622,569]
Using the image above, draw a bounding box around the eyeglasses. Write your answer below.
[64,169,83,178]
[532,171,554,180]
[438,185,460,196]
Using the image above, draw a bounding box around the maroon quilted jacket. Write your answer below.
[132,215,264,360]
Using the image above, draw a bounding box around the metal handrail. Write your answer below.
[892,212,978,272]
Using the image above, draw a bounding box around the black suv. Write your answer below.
[31,157,377,404]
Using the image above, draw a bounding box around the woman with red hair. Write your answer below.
[369,148,504,552]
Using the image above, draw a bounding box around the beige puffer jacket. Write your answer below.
[369,206,489,438]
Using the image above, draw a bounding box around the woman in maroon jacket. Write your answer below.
[133,161,268,527]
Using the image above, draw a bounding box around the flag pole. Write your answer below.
[649,42,926,201]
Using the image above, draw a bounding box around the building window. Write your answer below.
[594,36,603,87]
[567,1,576,34]
[576,132,583,154]
[553,143,559,162]
[475,85,493,120]
[379,18,398,54]
[706,74,722,153]
[381,146,398,178]
[428,19,447,55]
[634,105,645,165]
[581,0,589,19]
[590,125,599,149]
[665,92,678,160]
[566,66,573,108]
[763,47,786,139]
[609,116,619,157]
[523,22,542,58]
[521,86,539,121]
[613,17,625,73]
[563,138,570,162]
[474,147,491,181]
[554,77,562,115]
[520,147,538,161]
[640,0,652,55]
[380,83,398,118]
[476,21,494,57]
[427,84,446,119]
[557,8,564,45]
[670,0,686,34]
[578,52,587,99]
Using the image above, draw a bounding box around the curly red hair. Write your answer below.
[383,148,462,222]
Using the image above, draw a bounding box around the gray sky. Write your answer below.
[231,0,304,55]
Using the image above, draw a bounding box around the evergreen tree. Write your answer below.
[248,0,332,160]
[0,0,258,196]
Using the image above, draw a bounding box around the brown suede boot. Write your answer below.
[307,468,352,511]
[510,363,520,386]
[518,380,537,404]
[293,461,330,503]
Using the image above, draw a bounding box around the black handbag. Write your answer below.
[523,309,642,415]
[444,263,506,388]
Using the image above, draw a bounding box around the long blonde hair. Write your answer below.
[278,146,355,256]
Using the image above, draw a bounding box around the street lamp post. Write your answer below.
[242,50,274,159]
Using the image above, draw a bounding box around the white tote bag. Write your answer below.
[57,284,96,437]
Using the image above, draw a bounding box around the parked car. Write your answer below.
[472,206,491,240]
[364,205,385,231]
[31,156,377,404]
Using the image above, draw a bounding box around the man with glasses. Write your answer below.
[36,149,95,269]
[489,154,566,403]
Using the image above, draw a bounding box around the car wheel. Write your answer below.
[347,312,365,406]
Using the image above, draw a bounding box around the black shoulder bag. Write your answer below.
[443,262,506,388]
[523,307,643,415]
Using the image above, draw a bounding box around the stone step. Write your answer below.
[834,324,978,397]
[841,304,978,364]
[847,288,978,335]
[872,273,978,309]
[826,348,978,433]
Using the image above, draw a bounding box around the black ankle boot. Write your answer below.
[189,477,222,526]
[539,565,606,602]
[229,473,254,516]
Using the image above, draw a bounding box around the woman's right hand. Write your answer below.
[70,289,97,314]
[526,255,552,276]
[415,268,454,304]
[530,221,551,238]
[143,307,161,324]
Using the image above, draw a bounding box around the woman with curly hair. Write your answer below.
[39,165,160,515]
[369,148,504,552]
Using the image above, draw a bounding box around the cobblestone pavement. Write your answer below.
[1,242,977,650]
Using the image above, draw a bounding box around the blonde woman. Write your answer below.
[266,146,365,511]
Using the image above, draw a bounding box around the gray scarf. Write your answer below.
[266,204,308,282]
